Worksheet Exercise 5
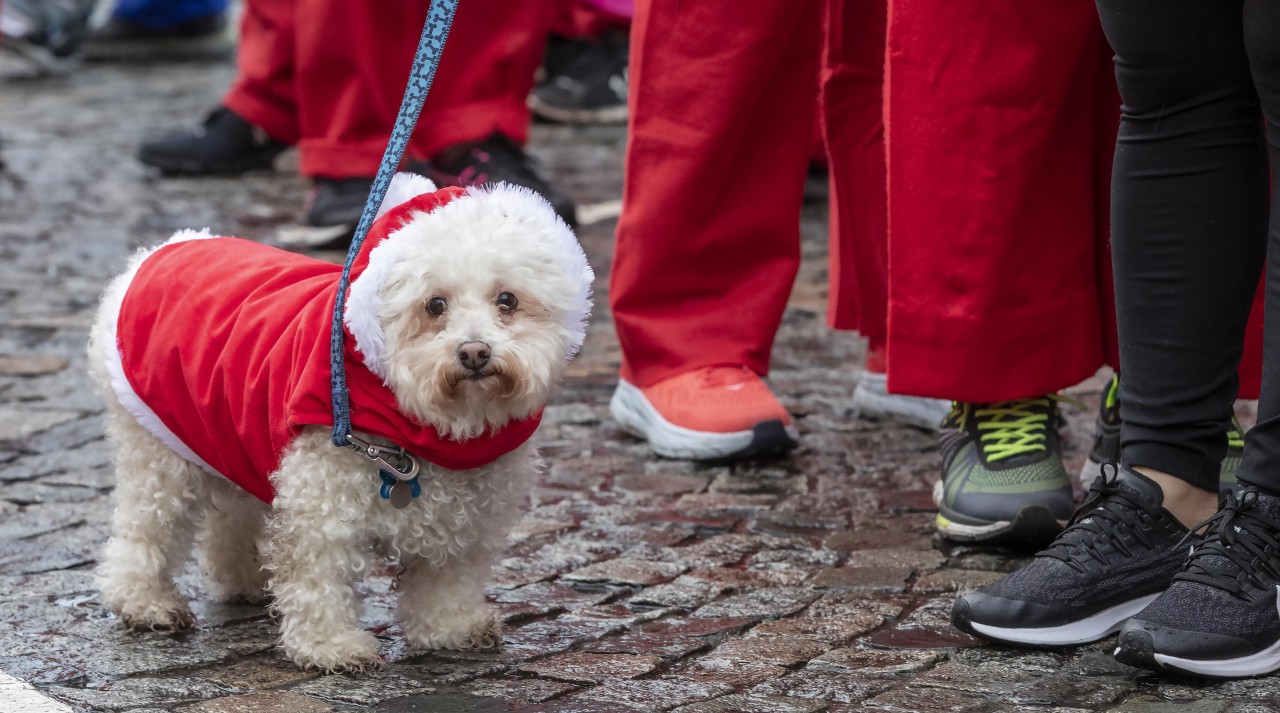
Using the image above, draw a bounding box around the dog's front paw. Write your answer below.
[404,609,500,651]
[106,593,196,632]
[287,629,384,674]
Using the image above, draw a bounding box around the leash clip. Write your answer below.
[345,434,420,482]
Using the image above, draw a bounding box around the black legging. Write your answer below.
[1097,0,1280,493]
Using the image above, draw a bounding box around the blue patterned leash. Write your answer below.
[328,0,459,500]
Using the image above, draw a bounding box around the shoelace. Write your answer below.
[1175,488,1280,600]
[1228,422,1246,450]
[970,395,1081,462]
[1040,463,1164,572]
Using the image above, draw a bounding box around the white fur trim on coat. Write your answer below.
[376,172,437,222]
[101,229,225,479]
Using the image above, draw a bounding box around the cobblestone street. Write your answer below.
[3,55,1279,713]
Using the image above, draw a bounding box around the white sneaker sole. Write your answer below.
[1150,640,1280,678]
[932,480,1065,544]
[966,594,1159,646]
[609,381,795,460]
[851,372,950,432]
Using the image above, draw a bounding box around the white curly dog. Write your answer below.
[88,174,592,672]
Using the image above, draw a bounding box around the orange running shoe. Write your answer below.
[610,366,796,459]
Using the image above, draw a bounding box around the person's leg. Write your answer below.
[222,0,298,146]
[885,1,1114,404]
[136,0,294,176]
[823,0,948,431]
[1112,0,1280,681]
[608,0,820,459]
[293,0,550,176]
[955,0,1268,654]
[288,0,572,239]
[1106,0,1266,522]
[886,0,1113,543]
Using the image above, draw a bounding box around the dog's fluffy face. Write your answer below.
[362,187,591,439]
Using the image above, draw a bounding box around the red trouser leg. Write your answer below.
[223,0,300,145]
[884,0,1118,402]
[823,0,888,353]
[611,0,822,387]
[292,0,552,178]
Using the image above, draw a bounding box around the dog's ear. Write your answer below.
[376,173,438,222]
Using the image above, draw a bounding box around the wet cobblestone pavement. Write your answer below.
[3,56,1278,713]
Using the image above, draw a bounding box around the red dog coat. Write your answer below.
[104,184,542,503]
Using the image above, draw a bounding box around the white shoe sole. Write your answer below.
[609,381,795,460]
[966,594,1160,646]
[1150,640,1280,678]
[851,372,949,432]
[932,480,1065,544]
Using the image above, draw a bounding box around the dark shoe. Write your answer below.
[1080,374,1245,494]
[951,465,1190,646]
[421,133,577,227]
[529,30,628,125]
[540,34,584,83]
[82,14,232,62]
[933,398,1075,545]
[138,107,289,176]
[293,177,374,248]
[0,0,94,73]
[1115,487,1280,678]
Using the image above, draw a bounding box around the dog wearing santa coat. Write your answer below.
[87,173,593,672]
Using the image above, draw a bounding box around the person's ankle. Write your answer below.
[1135,466,1218,529]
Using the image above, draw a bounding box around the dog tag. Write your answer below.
[389,481,414,509]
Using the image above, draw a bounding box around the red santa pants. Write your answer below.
[882,0,1263,402]
[223,0,552,179]
[615,0,1264,400]
[614,0,885,387]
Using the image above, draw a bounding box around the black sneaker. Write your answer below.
[1080,374,1246,493]
[952,465,1190,646]
[420,133,577,227]
[0,0,94,73]
[287,177,374,249]
[529,30,628,125]
[1116,486,1280,678]
[138,107,289,176]
[82,14,232,62]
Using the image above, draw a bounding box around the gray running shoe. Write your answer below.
[934,398,1075,545]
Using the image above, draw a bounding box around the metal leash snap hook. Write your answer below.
[346,435,420,482]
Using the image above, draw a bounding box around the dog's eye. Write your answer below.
[426,297,448,316]
[496,292,519,314]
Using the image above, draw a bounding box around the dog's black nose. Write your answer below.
[457,341,491,371]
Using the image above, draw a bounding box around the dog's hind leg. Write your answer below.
[398,546,500,651]
[97,411,207,632]
[198,476,269,604]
